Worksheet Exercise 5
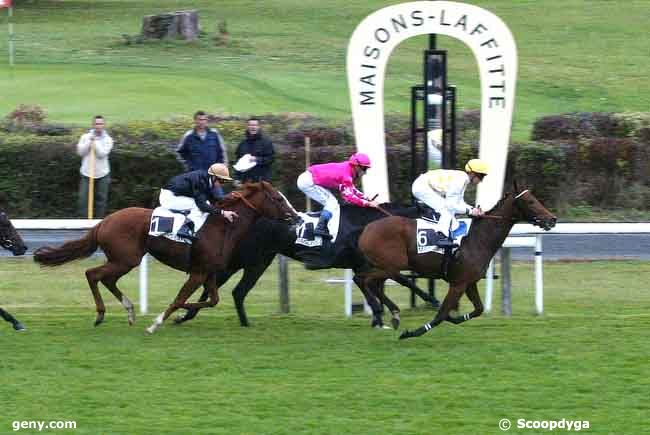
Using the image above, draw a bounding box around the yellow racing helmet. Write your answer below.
[208,163,233,181]
[464,159,489,175]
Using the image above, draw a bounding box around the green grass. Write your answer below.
[1,257,649,434]
[1,1,650,140]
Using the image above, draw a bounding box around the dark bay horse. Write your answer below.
[0,212,28,331]
[33,182,297,334]
[356,187,557,339]
[176,203,440,329]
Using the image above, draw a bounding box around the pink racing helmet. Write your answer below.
[349,152,371,168]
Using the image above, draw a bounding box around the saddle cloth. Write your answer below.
[416,218,468,254]
[148,207,209,244]
[295,210,341,247]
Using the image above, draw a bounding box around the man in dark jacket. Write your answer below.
[177,111,228,171]
[159,163,238,241]
[233,118,274,182]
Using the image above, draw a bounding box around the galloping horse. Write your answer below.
[33,182,297,333]
[356,186,557,339]
[0,212,28,331]
[176,203,440,329]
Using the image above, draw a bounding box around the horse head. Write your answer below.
[235,182,299,222]
[0,212,27,256]
[510,188,557,231]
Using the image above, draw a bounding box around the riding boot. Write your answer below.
[177,220,198,242]
[313,211,333,239]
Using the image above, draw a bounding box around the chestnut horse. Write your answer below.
[33,182,297,334]
[0,211,28,331]
[357,187,557,339]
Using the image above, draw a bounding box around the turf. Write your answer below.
[1,257,649,434]
[1,1,649,140]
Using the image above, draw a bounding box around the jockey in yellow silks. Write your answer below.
[411,159,489,243]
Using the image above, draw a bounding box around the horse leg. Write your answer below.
[399,283,467,340]
[0,307,25,331]
[446,282,483,325]
[352,274,386,329]
[178,272,220,310]
[174,283,210,324]
[370,278,402,330]
[85,264,109,326]
[392,274,441,308]
[99,263,137,326]
[146,272,207,334]
[232,257,274,327]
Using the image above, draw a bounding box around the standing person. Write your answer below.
[297,152,379,239]
[159,163,238,241]
[411,158,489,244]
[77,115,113,218]
[233,117,274,183]
[177,110,228,171]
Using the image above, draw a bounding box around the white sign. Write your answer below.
[347,1,517,209]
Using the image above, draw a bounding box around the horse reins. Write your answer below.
[368,194,393,217]
[476,190,529,222]
[230,191,258,213]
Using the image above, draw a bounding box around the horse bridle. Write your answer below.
[230,191,259,213]
[479,190,536,224]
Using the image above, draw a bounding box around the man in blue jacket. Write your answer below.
[177,111,228,171]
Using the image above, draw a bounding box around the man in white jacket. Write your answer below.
[77,115,113,218]
[411,158,489,244]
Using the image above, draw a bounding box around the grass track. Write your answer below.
[1,257,649,434]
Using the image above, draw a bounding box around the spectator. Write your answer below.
[177,110,228,171]
[77,115,113,218]
[233,117,274,183]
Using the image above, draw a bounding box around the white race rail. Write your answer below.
[11,220,650,317]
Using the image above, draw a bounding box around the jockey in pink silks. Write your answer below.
[297,152,380,239]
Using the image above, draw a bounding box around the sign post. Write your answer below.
[1,0,13,66]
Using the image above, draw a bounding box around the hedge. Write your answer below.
[1,109,648,218]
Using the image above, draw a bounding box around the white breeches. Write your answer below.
[159,189,205,224]
[297,171,340,216]
[411,174,456,232]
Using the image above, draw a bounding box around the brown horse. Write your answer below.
[33,182,297,334]
[0,211,28,331]
[356,187,557,339]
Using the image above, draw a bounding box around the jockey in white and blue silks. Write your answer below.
[297,153,379,239]
[411,158,489,243]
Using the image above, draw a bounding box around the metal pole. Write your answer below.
[87,139,95,219]
[535,235,544,315]
[304,136,311,212]
[139,254,148,314]
[485,258,494,313]
[8,6,14,67]
[278,255,290,313]
[501,248,512,316]
[344,268,353,317]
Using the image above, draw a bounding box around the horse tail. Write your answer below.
[33,224,100,267]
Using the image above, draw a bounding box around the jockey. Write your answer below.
[159,163,239,241]
[297,152,380,239]
[411,158,489,245]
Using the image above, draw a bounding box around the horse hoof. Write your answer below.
[127,312,135,326]
[391,317,400,330]
[399,330,412,340]
[94,312,105,327]
[145,326,156,335]
[13,322,26,331]
[173,315,187,325]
